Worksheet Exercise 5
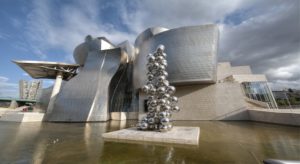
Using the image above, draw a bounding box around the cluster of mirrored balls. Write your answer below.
[137,44,180,132]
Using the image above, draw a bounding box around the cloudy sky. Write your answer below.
[0,0,299,98]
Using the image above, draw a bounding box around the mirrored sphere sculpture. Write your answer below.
[137,44,180,132]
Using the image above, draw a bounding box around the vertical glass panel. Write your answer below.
[241,82,277,109]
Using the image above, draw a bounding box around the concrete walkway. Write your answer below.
[0,107,44,122]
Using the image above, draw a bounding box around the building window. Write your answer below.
[241,82,277,109]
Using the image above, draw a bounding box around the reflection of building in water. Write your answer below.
[19,80,43,100]
[13,24,278,122]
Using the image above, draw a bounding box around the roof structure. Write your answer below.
[13,60,80,81]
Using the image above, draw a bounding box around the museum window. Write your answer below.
[241,82,278,109]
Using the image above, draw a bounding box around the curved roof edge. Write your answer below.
[135,27,169,46]
[134,24,218,47]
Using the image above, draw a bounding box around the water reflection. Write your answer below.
[0,121,299,163]
[83,123,107,163]
[0,122,42,163]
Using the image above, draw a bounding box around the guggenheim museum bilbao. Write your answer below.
[14,24,278,122]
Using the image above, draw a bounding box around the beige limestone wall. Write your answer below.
[138,82,249,120]
[217,62,232,81]
[232,74,267,83]
[231,66,252,74]
[173,82,249,120]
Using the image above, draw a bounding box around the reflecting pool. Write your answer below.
[0,121,299,163]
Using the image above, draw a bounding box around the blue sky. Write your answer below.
[0,0,299,98]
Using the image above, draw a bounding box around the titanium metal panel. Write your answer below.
[134,25,219,89]
[73,37,116,65]
[46,38,128,121]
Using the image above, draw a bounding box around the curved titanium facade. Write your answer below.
[46,37,129,122]
[134,25,219,89]
[73,37,116,65]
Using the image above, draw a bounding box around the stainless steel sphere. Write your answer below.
[161,60,167,66]
[166,111,172,118]
[157,44,165,53]
[160,117,170,125]
[162,80,169,87]
[157,99,166,105]
[147,111,156,118]
[149,88,156,95]
[148,56,155,62]
[140,122,148,130]
[161,70,168,77]
[153,62,159,69]
[165,100,171,105]
[141,116,148,122]
[161,52,167,58]
[148,107,156,112]
[171,106,180,113]
[156,56,164,63]
[150,100,157,107]
[147,74,154,81]
[147,71,153,76]
[158,111,167,118]
[170,96,178,104]
[142,85,149,93]
[167,86,176,94]
[162,93,170,99]
[158,65,166,71]
[148,95,155,101]
[158,76,166,82]
[147,67,152,73]
[159,124,168,132]
[146,81,153,85]
[148,84,154,89]
[160,103,167,109]
[157,86,166,94]
[161,105,171,111]
[148,117,155,124]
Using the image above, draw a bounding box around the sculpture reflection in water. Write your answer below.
[137,45,180,132]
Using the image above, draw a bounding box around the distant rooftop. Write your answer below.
[13,60,80,81]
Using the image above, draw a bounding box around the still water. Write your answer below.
[0,121,299,164]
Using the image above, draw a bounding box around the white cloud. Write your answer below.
[25,0,136,62]
[266,64,300,79]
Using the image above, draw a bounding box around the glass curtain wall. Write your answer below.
[241,82,278,109]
